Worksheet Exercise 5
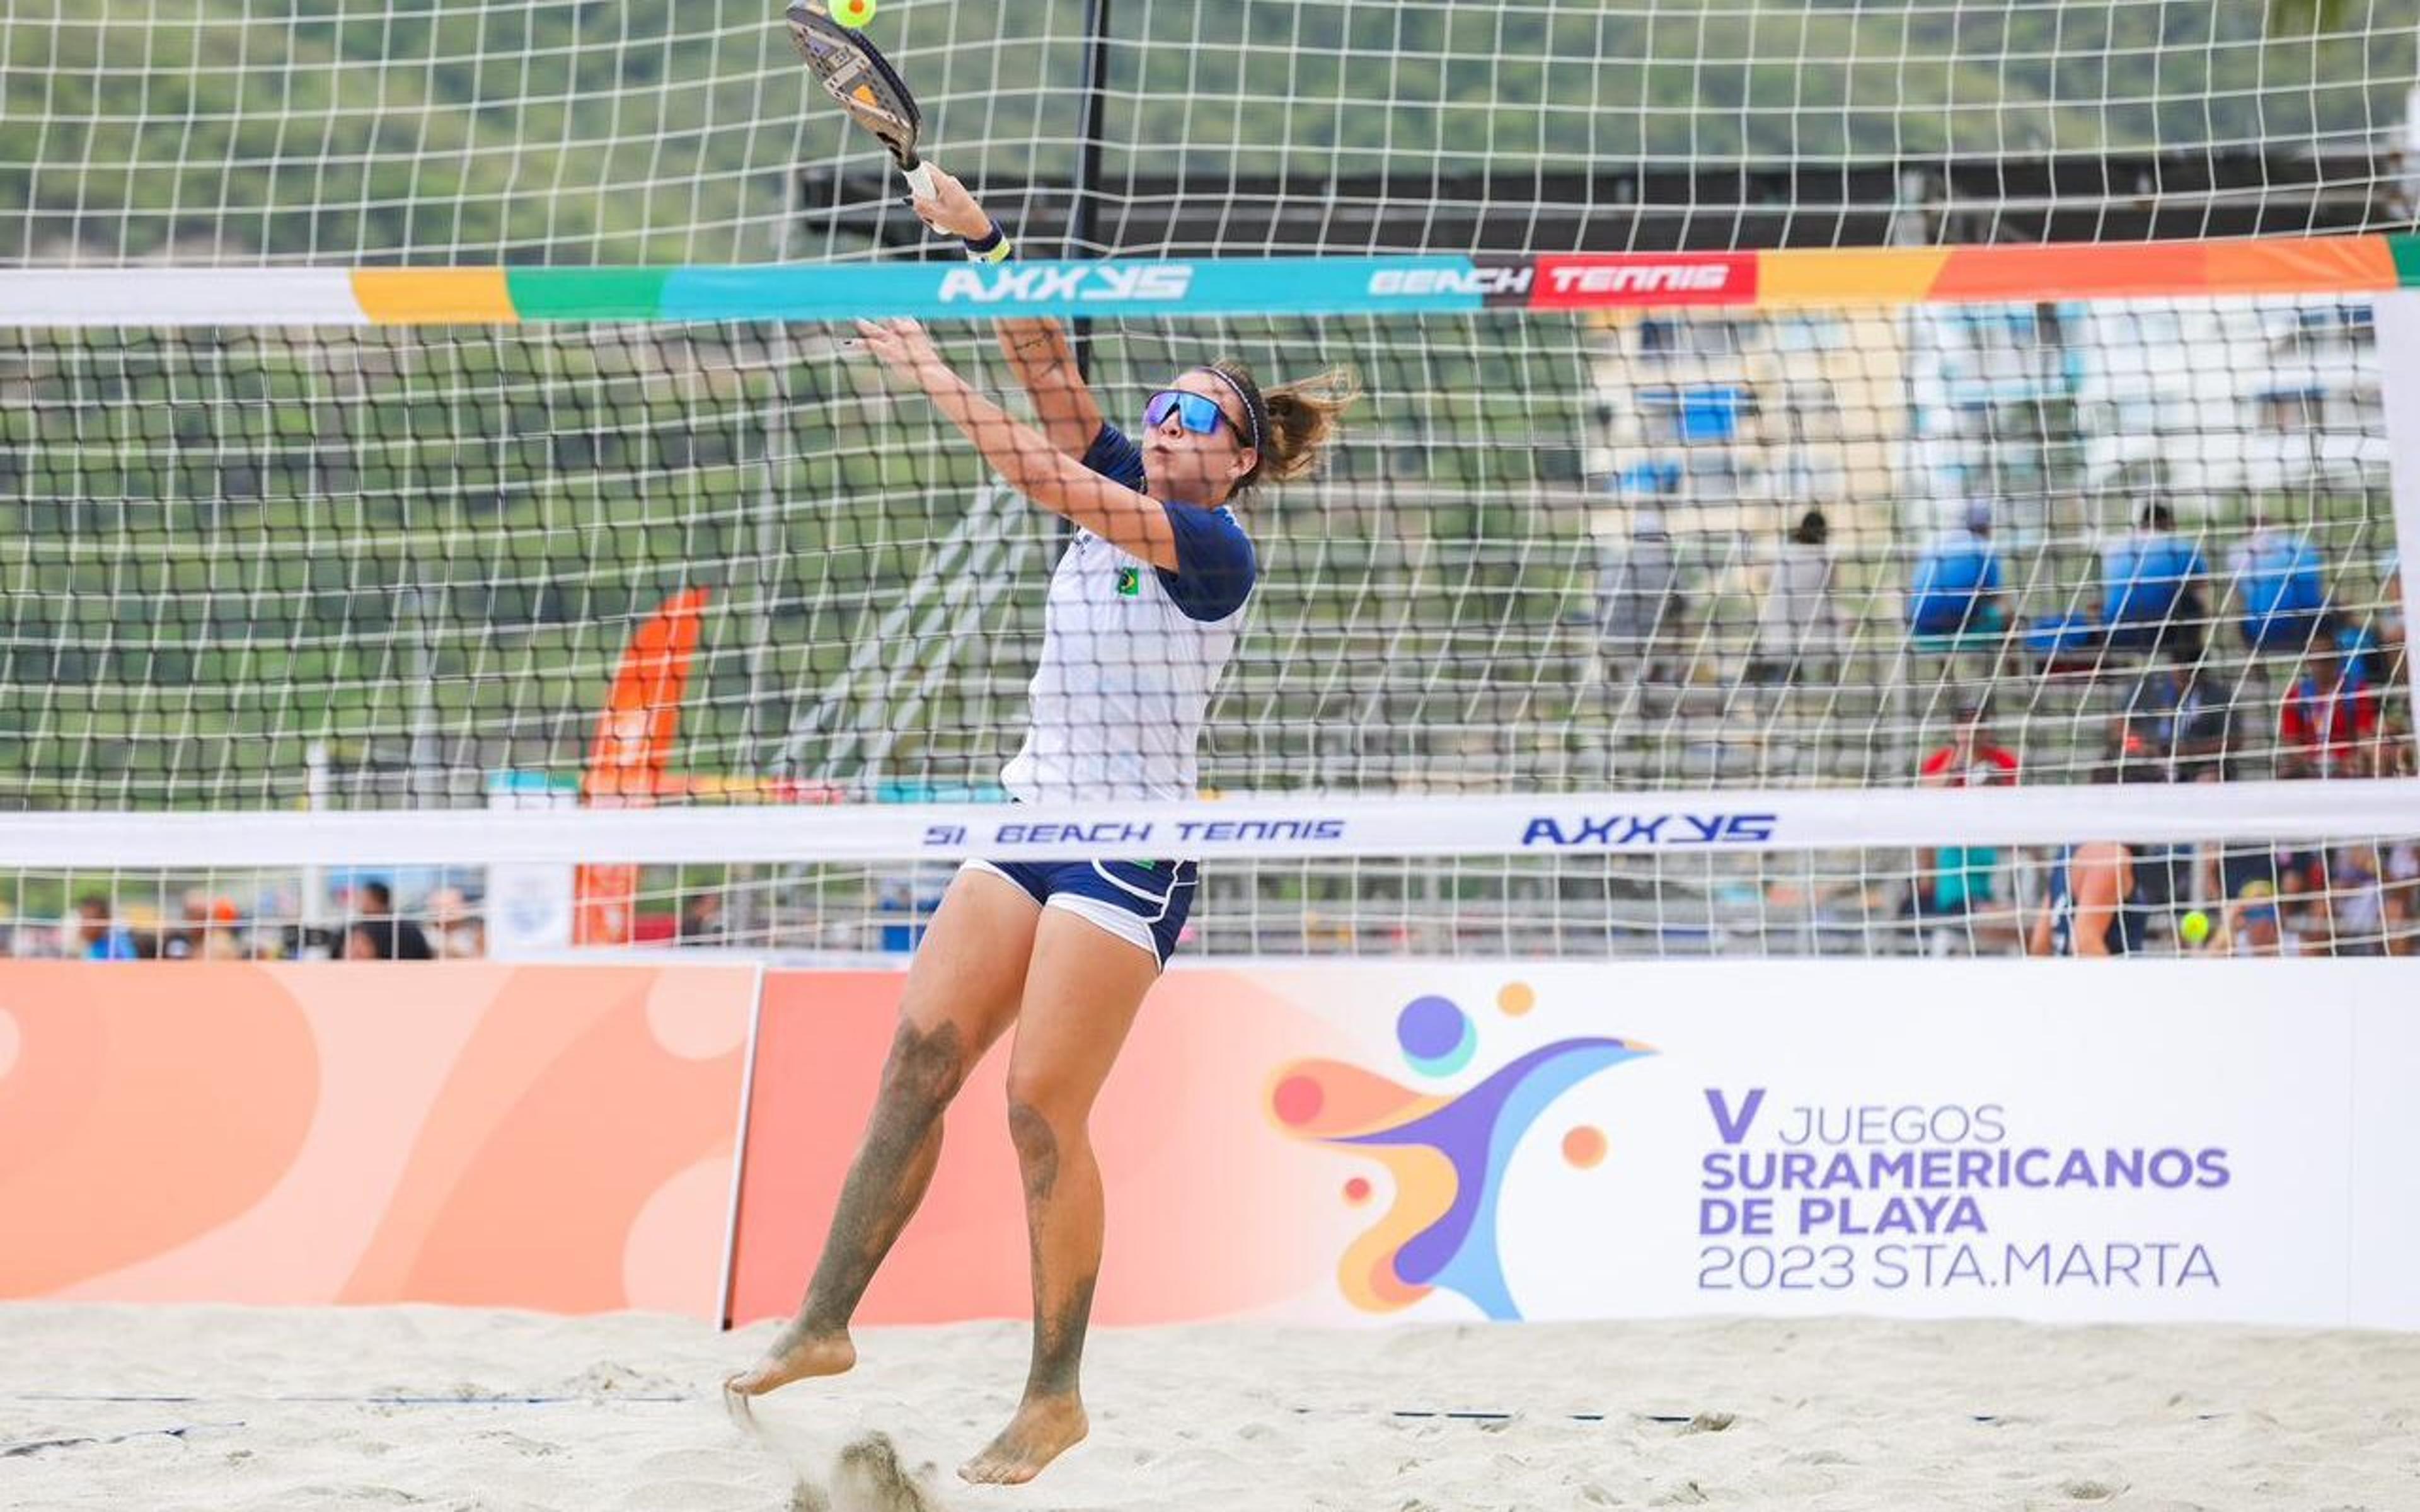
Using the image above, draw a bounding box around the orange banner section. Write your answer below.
[2200,237,2400,296]
[0,963,757,1316]
[350,268,517,324]
[725,970,1360,1329]
[1930,243,2210,302]
[1756,247,1953,307]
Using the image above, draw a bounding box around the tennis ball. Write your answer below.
[2178,910,2211,946]
[832,0,877,25]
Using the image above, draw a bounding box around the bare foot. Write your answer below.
[958,1393,1088,1486]
[725,1320,858,1399]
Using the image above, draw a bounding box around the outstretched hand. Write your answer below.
[906,163,991,240]
[852,317,951,390]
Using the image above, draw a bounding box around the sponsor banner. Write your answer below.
[1529,253,1758,308]
[661,258,1483,321]
[4,236,2417,325]
[2349,997,2420,1329]
[9,778,2414,867]
[728,962,2417,1329]
[723,970,1360,1328]
[0,962,759,1317]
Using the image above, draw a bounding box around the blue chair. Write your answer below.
[1908,539,2007,642]
[2023,611,2104,673]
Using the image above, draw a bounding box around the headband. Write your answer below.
[1194,367,1262,452]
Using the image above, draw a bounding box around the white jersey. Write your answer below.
[1001,423,1258,803]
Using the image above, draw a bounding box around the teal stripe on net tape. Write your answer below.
[494,258,1487,322]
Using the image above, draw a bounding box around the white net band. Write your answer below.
[4,781,2414,868]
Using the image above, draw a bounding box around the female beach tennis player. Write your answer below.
[726,164,1356,1486]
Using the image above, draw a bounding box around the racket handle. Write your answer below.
[904,161,936,200]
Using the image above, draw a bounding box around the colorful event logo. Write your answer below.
[1268,982,1652,1320]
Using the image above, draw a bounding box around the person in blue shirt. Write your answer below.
[2225,515,2327,653]
[74,895,139,961]
[2101,501,2208,662]
[727,163,1357,1487]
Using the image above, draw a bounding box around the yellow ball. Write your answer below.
[2179,910,2211,946]
[832,0,877,25]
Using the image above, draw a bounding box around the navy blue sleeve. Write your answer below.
[1156,503,1258,622]
[1079,422,1148,491]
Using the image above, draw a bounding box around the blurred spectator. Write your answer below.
[2277,644,2380,778]
[1596,508,1686,684]
[427,887,485,958]
[2205,822,2276,908]
[2225,515,2327,653]
[2213,879,2306,956]
[2125,665,2233,780]
[74,895,139,961]
[1909,703,2019,954]
[2387,840,2419,956]
[2165,669,2234,779]
[161,892,206,959]
[163,892,245,961]
[679,890,729,947]
[2324,844,2388,956]
[200,917,247,959]
[1918,697,2020,786]
[2100,501,2208,663]
[1911,698,2027,948]
[1908,500,2005,638]
[1748,507,1839,684]
[2279,860,2331,950]
[347,879,435,961]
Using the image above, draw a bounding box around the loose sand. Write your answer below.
[3,1303,2414,1510]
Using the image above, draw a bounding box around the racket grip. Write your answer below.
[904,161,936,200]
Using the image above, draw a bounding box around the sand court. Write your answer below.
[5,1302,2414,1511]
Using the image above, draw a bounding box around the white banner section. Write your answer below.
[3,778,2416,866]
[2378,290,2420,772]
[1255,960,2418,1328]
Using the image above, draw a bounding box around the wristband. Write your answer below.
[962,222,1013,263]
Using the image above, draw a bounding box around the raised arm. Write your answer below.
[855,318,1175,570]
[909,164,1105,459]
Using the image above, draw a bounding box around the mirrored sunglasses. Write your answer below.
[1143,389,1236,438]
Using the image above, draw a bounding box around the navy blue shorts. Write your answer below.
[964,857,1200,968]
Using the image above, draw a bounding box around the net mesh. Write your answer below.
[3,1,2417,962]
[6,1,2414,266]
[1,304,2407,806]
[1,298,2412,959]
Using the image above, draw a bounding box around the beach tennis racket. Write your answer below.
[785,1,936,200]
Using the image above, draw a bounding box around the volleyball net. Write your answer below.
[3,246,2417,959]
[10,1,2413,266]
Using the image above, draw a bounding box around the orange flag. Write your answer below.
[575,588,710,946]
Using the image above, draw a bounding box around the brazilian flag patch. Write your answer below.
[1115,564,1141,597]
